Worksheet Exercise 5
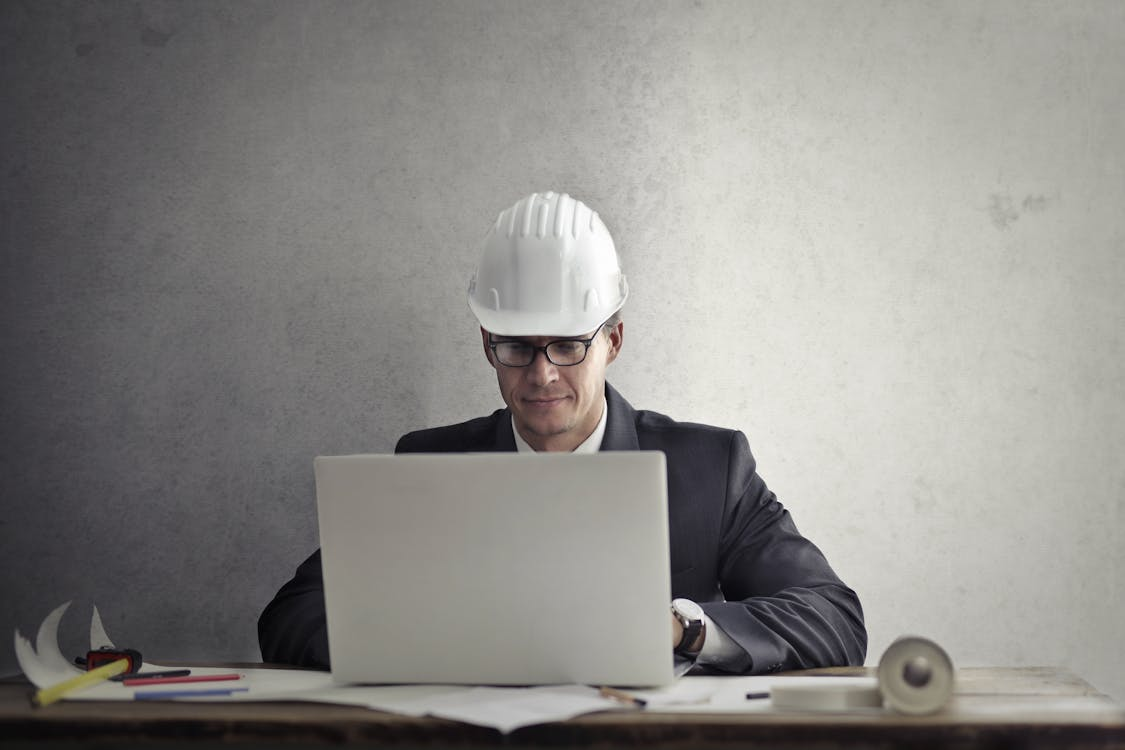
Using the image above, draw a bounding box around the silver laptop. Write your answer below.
[314,451,673,687]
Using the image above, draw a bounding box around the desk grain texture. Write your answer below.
[2,667,1122,749]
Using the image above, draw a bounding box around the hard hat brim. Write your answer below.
[469,298,625,338]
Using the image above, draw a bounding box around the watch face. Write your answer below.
[672,598,703,620]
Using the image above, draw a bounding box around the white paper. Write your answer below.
[13,630,62,688]
[421,685,621,733]
[89,605,114,651]
[633,674,882,712]
[14,601,83,687]
[12,604,620,734]
[58,668,620,734]
[9,602,892,734]
[280,684,468,716]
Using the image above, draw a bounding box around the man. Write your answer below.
[259,191,866,673]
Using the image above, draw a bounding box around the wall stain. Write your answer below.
[74,43,96,57]
[141,26,174,48]
[987,192,1052,230]
[988,194,1019,230]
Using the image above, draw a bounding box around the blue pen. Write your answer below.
[134,687,249,701]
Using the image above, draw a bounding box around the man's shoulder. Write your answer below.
[628,405,757,475]
[633,406,740,446]
[395,409,507,453]
[609,384,736,441]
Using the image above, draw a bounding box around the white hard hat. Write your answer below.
[468,191,628,337]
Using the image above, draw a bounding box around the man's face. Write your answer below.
[482,323,623,452]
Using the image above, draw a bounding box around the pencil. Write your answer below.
[134,687,249,700]
[111,669,192,682]
[33,658,131,707]
[598,686,647,708]
[122,673,241,687]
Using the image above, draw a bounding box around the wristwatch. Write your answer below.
[671,598,706,657]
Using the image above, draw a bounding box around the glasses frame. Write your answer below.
[487,325,609,368]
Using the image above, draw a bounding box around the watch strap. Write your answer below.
[675,619,704,654]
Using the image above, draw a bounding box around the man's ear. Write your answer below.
[604,321,623,365]
[480,327,495,366]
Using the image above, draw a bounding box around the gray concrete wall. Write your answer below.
[3,1,1123,700]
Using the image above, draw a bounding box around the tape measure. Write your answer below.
[84,647,142,674]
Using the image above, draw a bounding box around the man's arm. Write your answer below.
[700,431,867,674]
[256,424,492,669]
[257,549,331,668]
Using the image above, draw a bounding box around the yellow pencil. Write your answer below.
[33,658,131,707]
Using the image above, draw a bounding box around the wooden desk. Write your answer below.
[2,667,1122,749]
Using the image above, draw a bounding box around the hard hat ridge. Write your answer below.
[495,191,596,241]
[468,191,628,337]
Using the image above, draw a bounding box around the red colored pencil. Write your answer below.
[122,673,242,687]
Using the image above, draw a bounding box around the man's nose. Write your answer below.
[525,348,559,385]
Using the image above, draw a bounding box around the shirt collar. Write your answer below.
[512,396,609,454]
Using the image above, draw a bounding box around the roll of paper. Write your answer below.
[876,636,954,715]
[770,682,884,711]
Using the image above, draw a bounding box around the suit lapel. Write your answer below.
[493,410,518,451]
[601,382,640,451]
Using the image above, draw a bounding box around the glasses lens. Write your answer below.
[493,342,533,366]
[545,340,589,365]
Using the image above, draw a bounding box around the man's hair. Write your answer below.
[601,310,623,337]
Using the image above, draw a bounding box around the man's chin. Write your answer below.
[517,414,574,440]
[524,421,571,438]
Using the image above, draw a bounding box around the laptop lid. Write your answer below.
[314,451,673,687]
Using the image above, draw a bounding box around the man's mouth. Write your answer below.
[523,395,569,408]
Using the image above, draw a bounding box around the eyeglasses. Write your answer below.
[488,327,606,367]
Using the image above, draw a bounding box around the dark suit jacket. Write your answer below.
[258,383,867,673]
